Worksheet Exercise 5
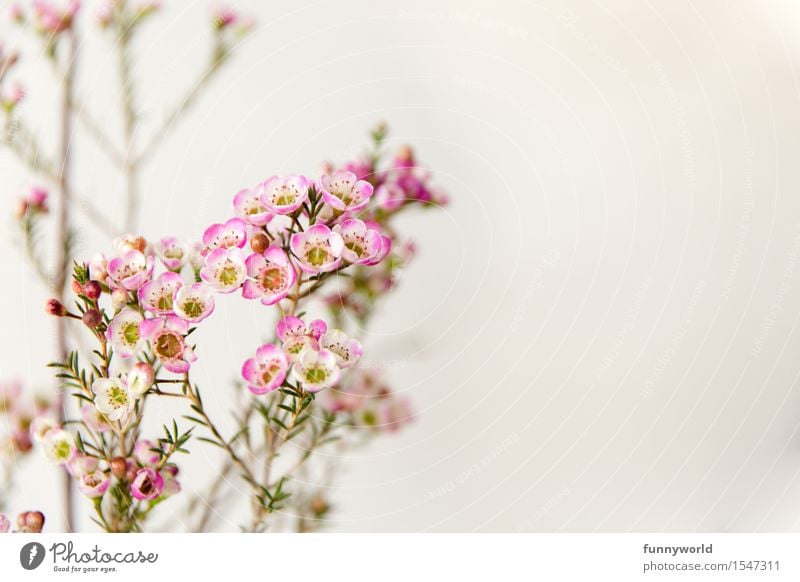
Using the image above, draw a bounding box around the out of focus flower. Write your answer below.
[0,513,9,533]
[80,404,111,433]
[31,0,80,35]
[113,233,147,254]
[1,82,25,111]
[16,186,48,218]
[134,439,159,466]
[42,428,76,465]
[30,415,57,441]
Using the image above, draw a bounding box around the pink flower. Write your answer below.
[140,315,196,373]
[375,182,406,211]
[78,470,109,498]
[200,247,247,293]
[241,343,289,395]
[0,514,9,533]
[364,233,392,266]
[259,175,309,215]
[320,329,363,369]
[31,0,80,34]
[134,439,160,466]
[202,217,247,255]
[0,380,21,414]
[233,187,272,226]
[320,170,374,213]
[29,415,57,441]
[153,236,191,272]
[89,253,109,283]
[137,271,183,315]
[242,246,297,305]
[291,347,340,392]
[130,467,164,501]
[277,315,327,358]
[377,396,414,432]
[106,308,144,358]
[16,186,48,218]
[173,283,215,322]
[160,466,181,497]
[107,250,154,291]
[290,224,344,273]
[333,219,383,265]
[80,404,111,433]
[67,454,98,477]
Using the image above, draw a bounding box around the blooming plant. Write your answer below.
[30,126,446,532]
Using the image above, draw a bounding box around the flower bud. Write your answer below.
[110,457,127,479]
[45,298,66,317]
[24,511,45,532]
[83,280,102,300]
[82,309,102,328]
[250,231,270,254]
[111,288,128,310]
[71,279,83,295]
[128,362,154,397]
[16,511,28,528]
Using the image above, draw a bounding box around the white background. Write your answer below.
[2,0,800,532]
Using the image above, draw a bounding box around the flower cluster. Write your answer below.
[34,126,444,532]
[0,510,46,533]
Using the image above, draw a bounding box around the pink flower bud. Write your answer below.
[128,362,154,397]
[45,298,65,317]
[82,309,102,328]
[83,280,102,300]
[130,467,164,501]
[111,288,128,309]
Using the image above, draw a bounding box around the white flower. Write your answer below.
[92,376,134,421]
[42,428,76,465]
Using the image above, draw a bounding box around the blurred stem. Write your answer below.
[118,27,139,233]
[55,30,78,533]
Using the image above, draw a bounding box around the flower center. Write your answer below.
[122,322,140,345]
[304,366,328,384]
[219,264,240,286]
[260,266,285,291]
[345,240,364,257]
[54,440,71,460]
[261,363,281,385]
[307,246,329,266]
[181,298,204,319]
[165,248,184,259]
[155,331,183,359]
[108,385,129,408]
[156,294,173,311]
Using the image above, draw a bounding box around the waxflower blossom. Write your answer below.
[259,175,309,215]
[130,467,164,501]
[291,347,340,392]
[138,271,183,314]
[92,376,134,421]
[377,396,414,432]
[290,224,344,273]
[277,315,327,357]
[80,404,110,433]
[160,466,181,497]
[67,454,98,477]
[333,219,383,265]
[89,253,108,282]
[0,514,9,533]
[320,329,363,369]
[16,186,48,218]
[30,415,57,442]
[242,246,297,305]
[233,187,272,226]
[375,182,406,211]
[364,234,392,266]
[202,217,247,255]
[106,308,144,358]
[78,470,110,498]
[107,250,154,290]
[127,362,154,397]
[153,236,191,272]
[134,439,160,466]
[140,315,196,373]
[241,343,289,395]
[201,247,247,293]
[113,234,147,254]
[42,428,76,465]
[320,170,374,213]
[31,0,80,34]
[173,283,215,323]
